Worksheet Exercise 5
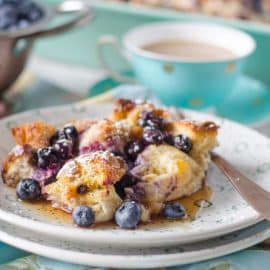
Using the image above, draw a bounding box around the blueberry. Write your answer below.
[114,174,138,199]
[0,1,43,31]
[145,117,163,129]
[164,133,174,146]
[37,147,59,169]
[174,135,192,154]
[0,4,17,30]
[163,202,186,220]
[16,178,41,201]
[137,111,153,126]
[115,201,141,229]
[72,205,95,227]
[112,151,124,158]
[32,167,58,186]
[124,140,144,160]
[77,185,88,194]
[53,139,73,160]
[18,2,43,22]
[5,24,16,31]
[50,126,78,150]
[16,18,29,29]
[50,130,66,145]
[63,125,78,142]
[4,0,21,5]
[143,128,165,145]
[138,111,164,130]
[27,6,42,22]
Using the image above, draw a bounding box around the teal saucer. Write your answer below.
[89,71,134,97]
[89,72,270,125]
[89,77,121,97]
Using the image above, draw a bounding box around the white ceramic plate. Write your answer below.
[0,103,269,247]
[0,219,270,268]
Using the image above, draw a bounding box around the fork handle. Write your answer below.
[211,152,270,221]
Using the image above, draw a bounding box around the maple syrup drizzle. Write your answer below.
[21,185,213,228]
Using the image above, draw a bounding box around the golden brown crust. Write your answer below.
[57,151,127,188]
[11,121,56,149]
[112,99,136,120]
[171,120,219,172]
[110,99,172,125]
[171,120,219,135]
[2,145,35,187]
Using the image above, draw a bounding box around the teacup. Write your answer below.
[97,22,256,108]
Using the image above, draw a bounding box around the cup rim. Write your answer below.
[123,22,256,63]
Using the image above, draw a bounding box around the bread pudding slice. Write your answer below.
[2,121,56,187]
[130,144,204,214]
[79,119,131,154]
[129,121,218,215]
[2,99,219,228]
[171,121,218,171]
[2,145,35,187]
[11,121,56,149]
[43,151,127,222]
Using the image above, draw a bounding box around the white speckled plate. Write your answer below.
[0,103,269,247]
[0,219,270,268]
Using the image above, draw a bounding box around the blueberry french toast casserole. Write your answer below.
[2,100,218,229]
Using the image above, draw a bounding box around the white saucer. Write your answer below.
[0,219,269,268]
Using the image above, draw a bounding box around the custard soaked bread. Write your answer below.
[129,121,218,215]
[2,99,218,228]
[43,151,127,222]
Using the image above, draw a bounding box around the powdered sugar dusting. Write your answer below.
[58,151,125,178]
[57,159,78,178]
[11,145,32,156]
[11,145,25,156]
[77,151,123,169]
[114,120,130,138]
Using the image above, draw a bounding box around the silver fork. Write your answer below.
[211,152,270,221]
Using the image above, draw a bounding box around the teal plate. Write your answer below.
[89,73,270,125]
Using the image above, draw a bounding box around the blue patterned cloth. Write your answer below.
[1,81,270,269]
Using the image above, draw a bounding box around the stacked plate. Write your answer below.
[0,103,270,268]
